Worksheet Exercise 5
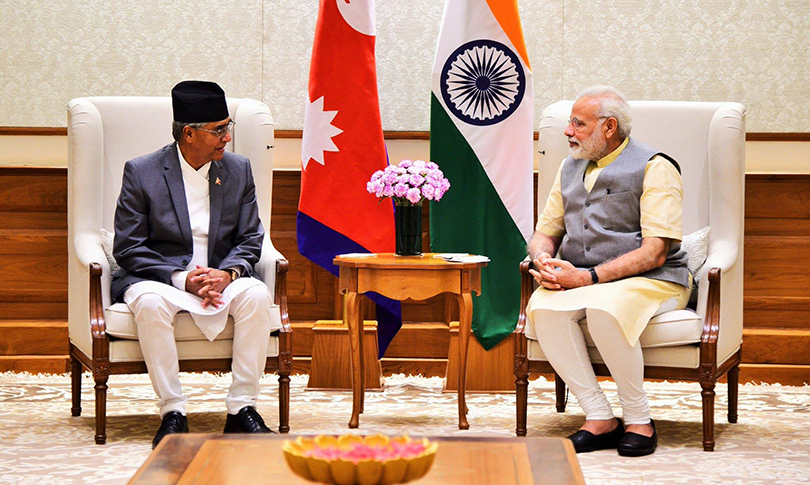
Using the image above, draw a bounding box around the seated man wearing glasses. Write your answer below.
[525,86,690,457]
[112,80,279,448]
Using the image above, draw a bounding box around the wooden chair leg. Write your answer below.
[701,382,716,452]
[555,373,567,413]
[94,369,109,445]
[728,364,739,424]
[278,373,290,434]
[70,356,82,417]
[515,374,529,436]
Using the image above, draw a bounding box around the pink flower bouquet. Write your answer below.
[282,434,438,484]
[366,159,450,206]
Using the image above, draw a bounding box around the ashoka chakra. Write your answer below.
[440,39,526,126]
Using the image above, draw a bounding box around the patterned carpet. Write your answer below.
[0,372,809,484]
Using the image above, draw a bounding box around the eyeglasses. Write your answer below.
[568,116,607,131]
[194,120,235,138]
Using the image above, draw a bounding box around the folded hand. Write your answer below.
[186,266,231,308]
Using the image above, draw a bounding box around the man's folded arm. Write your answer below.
[592,237,671,283]
[528,231,562,263]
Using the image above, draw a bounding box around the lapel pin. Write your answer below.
[215,177,221,185]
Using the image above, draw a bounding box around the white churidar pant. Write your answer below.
[531,308,650,425]
[127,283,272,417]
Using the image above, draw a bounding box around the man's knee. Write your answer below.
[533,309,583,329]
[583,309,624,340]
[245,284,272,304]
[129,293,178,325]
[233,284,272,315]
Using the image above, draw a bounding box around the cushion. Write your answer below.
[105,302,282,342]
[579,309,702,348]
[525,307,702,352]
[527,339,700,368]
[109,336,280,363]
[527,308,703,367]
[681,226,711,304]
[99,228,121,275]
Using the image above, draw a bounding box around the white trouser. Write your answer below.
[127,285,272,417]
[532,308,650,425]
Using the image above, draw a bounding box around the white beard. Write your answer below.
[569,126,608,161]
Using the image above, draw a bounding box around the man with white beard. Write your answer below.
[525,86,691,457]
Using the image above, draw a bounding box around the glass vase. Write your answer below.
[395,203,422,256]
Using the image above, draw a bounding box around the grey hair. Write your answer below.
[171,121,208,142]
[575,85,632,139]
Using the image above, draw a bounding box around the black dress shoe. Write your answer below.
[567,418,624,453]
[618,419,658,457]
[223,406,275,434]
[152,411,189,449]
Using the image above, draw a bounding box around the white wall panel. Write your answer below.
[561,0,810,132]
[0,0,807,132]
[0,0,263,127]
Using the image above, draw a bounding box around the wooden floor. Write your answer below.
[1,167,808,385]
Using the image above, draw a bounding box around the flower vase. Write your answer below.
[395,203,422,256]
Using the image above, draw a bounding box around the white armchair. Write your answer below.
[67,96,292,444]
[514,101,745,451]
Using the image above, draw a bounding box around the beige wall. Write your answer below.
[0,1,808,132]
[0,136,68,167]
[2,134,807,174]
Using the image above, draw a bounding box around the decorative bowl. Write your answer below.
[282,434,438,485]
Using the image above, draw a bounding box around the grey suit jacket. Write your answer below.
[111,143,264,302]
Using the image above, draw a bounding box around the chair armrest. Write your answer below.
[69,232,113,357]
[88,263,111,363]
[514,258,534,336]
[274,259,292,333]
[701,268,722,345]
[695,242,737,313]
[75,233,111,277]
[702,241,738,276]
[255,237,284,291]
[274,258,293,374]
[698,238,744,366]
[696,266,724,379]
[69,233,113,360]
[74,232,114,309]
[696,240,738,330]
[514,258,534,376]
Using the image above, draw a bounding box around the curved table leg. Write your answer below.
[346,292,362,429]
[359,298,365,414]
[457,292,472,430]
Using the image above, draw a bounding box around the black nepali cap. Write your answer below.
[171,80,229,123]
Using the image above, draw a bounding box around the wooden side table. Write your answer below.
[333,253,487,430]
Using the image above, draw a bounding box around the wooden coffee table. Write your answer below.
[130,434,585,484]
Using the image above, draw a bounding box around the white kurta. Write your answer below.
[526,275,690,346]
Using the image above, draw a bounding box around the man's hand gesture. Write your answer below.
[529,255,590,291]
[529,252,562,290]
[185,266,232,309]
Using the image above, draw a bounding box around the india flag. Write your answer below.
[430,0,534,349]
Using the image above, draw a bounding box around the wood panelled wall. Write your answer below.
[1,167,809,385]
[0,168,68,373]
[742,174,810,384]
